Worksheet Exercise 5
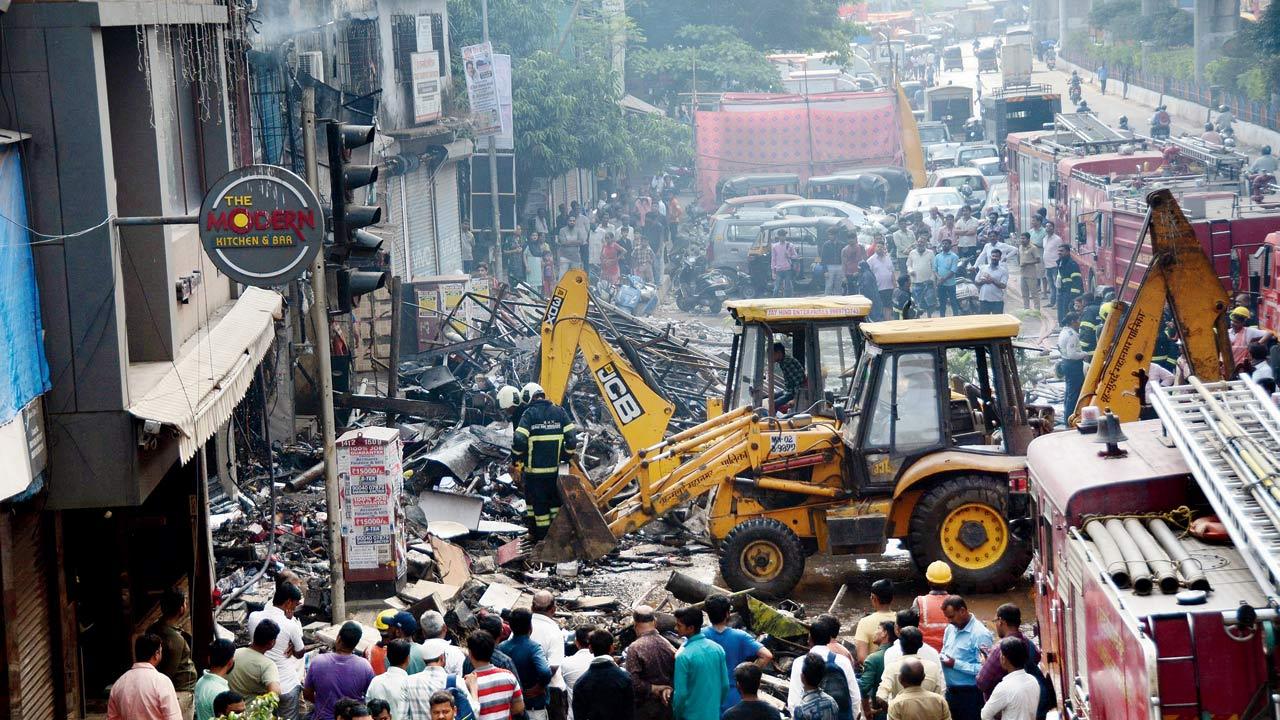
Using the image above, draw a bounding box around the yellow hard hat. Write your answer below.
[1099,301,1114,319]
[375,608,398,631]
[926,560,953,585]
[1230,306,1251,320]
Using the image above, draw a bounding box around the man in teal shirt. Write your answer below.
[195,639,235,720]
[672,607,728,720]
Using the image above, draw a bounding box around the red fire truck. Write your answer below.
[1068,171,1280,299]
[1252,230,1280,331]
[1028,403,1279,720]
[1003,112,1167,233]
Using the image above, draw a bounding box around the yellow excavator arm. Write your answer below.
[1073,189,1233,424]
[538,270,674,453]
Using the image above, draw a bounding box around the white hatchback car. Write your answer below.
[774,199,869,223]
[901,187,967,217]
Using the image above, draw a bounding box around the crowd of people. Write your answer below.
[107,562,1051,720]
[463,181,687,297]
[765,204,1077,324]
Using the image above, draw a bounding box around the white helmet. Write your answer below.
[497,385,522,410]
[521,382,545,404]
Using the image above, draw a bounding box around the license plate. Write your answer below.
[714,290,726,297]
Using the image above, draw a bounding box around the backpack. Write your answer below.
[446,674,476,720]
[819,652,854,720]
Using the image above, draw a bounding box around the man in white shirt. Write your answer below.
[419,611,467,677]
[884,609,943,667]
[1144,362,1176,404]
[975,249,1010,315]
[1058,313,1088,425]
[785,619,861,714]
[879,627,947,703]
[953,206,981,259]
[530,590,568,716]
[560,627,596,720]
[246,583,305,719]
[980,638,1040,720]
[976,237,1017,268]
[366,640,412,720]
[1042,223,1064,304]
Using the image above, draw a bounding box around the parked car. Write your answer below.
[955,144,999,168]
[927,167,989,207]
[901,187,967,216]
[982,181,1009,217]
[713,193,802,217]
[968,157,1006,185]
[775,199,869,224]
[707,212,779,270]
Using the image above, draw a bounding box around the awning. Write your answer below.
[620,94,664,116]
[128,287,283,464]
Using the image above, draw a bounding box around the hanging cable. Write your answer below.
[214,361,279,618]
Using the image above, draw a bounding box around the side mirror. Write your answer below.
[824,390,836,405]
[835,407,847,423]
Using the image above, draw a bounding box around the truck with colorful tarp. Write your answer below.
[694,91,925,206]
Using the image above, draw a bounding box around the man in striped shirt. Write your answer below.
[468,630,525,720]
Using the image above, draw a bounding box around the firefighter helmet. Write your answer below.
[497,385,522,410]
[521,382,546,404]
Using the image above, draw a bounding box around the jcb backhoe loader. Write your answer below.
[1071,189,1234,424]
[541,312,1048,598]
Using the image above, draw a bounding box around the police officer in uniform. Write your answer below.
[511,383,578,541]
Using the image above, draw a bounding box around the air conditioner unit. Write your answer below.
[299,51,324,83]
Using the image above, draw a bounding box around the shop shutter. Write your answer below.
[9,511,56,720]
[405,165,437,278]
[434,161,462,274]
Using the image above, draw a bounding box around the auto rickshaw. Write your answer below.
[976,46,999,72]
[716,173,802,203]
[805,173,890,208]
[850,166,915,210]
[943,45,964,71]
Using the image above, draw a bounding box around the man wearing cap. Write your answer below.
[371,610,428,675]
[913,562,953,652]
[404,638,481,720]
[422,610,469,677]
[1228,307,1272,368]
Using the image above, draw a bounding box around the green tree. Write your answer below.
[447,0,570,59]
[627,25,781,109]
[629,0,850,53]
[1087,0,1192,47]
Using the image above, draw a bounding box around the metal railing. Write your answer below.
[1060,48,1280,132]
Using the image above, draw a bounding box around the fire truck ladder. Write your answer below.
[1150,377,1280,608]
[1207,218,1236,289]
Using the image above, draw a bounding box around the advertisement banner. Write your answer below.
[411,51,442,124]
[336,428,405,577]
[494,53,514,150]
[462,42,502,136]
[415,14,434,53]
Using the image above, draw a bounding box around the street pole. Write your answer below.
[302,85,346,622]
[482,0,504,281]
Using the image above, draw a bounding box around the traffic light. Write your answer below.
[326,121,388,312]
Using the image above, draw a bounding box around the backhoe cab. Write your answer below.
[723,297,873,416]
[538,312,1038,598]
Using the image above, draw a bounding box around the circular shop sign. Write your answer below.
[199,165,325,287]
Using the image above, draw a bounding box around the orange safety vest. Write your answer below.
[917,593,949,652]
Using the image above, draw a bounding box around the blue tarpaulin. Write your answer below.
[0,146,51,424]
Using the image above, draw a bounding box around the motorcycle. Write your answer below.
[1068,83,1082,106]
[1045,52,1056,70]
[614,275,659,317]
[954,257,981,315]
[1150,109,1171,139]
[673,254,733,313]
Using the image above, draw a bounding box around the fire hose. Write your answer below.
[1122,517,1179,594]
[1147,518,1211,591]
[1105,517,1154,595]
[1084,519,1132,588]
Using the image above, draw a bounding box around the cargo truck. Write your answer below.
[981,84,1059,146]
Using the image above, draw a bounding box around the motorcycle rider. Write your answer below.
[1068,70,1082,103]
[1117,116,1134,139]
[511,383,578,541]
[1150,105,1171,139]
[1215,104,1234,134]
[1250,146,1279,173]
[1075,99,1091,114]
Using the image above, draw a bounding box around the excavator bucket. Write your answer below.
[533,469,618,564]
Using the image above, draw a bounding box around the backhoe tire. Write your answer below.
[719,518,806,599]
[907,475,1032,593]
